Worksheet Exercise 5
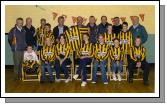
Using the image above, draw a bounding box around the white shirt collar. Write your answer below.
[16,26,22,31]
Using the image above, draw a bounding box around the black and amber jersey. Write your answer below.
[77,42,93,57]
[119,31,133,53]
[43,31,55,45]
[94,43,109,61]
[36,26,45,46]
[56,43,71,58]
[22,60,39,69]
[104,32,118,46]
[110,46,124,61]
[79,27,89,35]
[65,26,82,51]
[129,45,146,62]
[39,45,56,62]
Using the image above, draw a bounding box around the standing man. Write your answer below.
[87,16,98,44]
[53,16,68,44]
[112,17,122,36]
[8,17,27,80]
[97,16,109,35]
[129,16,148,44]
[23,17,36,50]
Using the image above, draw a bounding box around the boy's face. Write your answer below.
[135,38,141,46]
[83,34,89,42]
[27,46,33,53]
[122,24,128,31]
[107,26,112,32]
[98,36,104,43]
[89,17,96,24]
[114,40,119,47]
[44,25,50,32]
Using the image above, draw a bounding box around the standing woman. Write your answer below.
[39,37,56,83]
[55,34,72,83]
[73,33,93,86]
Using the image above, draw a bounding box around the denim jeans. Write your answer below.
[92,59,108,83]
[76,58,92,82]
[111,61,123,73]
[40,61,54,81]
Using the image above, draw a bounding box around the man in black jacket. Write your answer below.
[53,16,68,44]
[8,17,27,80]
[112,17,122,36]
[97,16,109,35]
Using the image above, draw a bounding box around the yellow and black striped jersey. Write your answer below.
[23,60,39,68]
[56,43,71,58]
[43,31,55,45]
[119,31,133,54]
[110,46,124,61]
[36,26,45,46]
[79,27,89,35]
[39,45,56,62]
[77,42,93,57]
[94,43,109,61]
[104,32,117,46]
[65,26,82,51]
[129,45,146,62]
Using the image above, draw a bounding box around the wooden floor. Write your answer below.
[5,65,154,93]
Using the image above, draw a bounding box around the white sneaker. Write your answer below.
[117,73,122,81]
[112,73,117,81]
[73,74,79,80]
[81,82,87,87]
[104,82,108,85]
[65,77,70,83]
[55,78,61,82]
[91,81,96,84]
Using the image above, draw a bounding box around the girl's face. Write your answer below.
[27,47,32,53]
[98,35,104,43]
[83,34,89,42]
[60,36,65,44]
[45,38,51,46]
[114,40,119,47]
[44,26,50,32]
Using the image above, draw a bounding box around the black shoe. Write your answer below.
[128,78,133,83]
[143,81,149,86]
[40,81,45,83]
[49,81,54,83]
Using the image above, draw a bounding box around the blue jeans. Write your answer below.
[76,58,92,82]
[55,58,72,79]
[92,59,108,83]
[40,61,54,81]
[111,61,123,73]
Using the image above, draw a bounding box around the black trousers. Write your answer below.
[128,59,149,82]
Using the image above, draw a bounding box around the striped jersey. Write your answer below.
[22,60,39,69]
[119,31,133,54]
[79,27,89,35]
[36,26,45,46]
[94,43,109,61]
[129,45,146,62]
[104,32,117,46]
[56,43,71,58]
[65,26,82,51]
[43,31,55,45]
[77,42,93,57]
[110,46,124,61]
[39,45,56,62]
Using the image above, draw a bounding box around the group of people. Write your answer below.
[8,15,149,87]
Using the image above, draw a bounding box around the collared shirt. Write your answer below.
[58,26,64,35]
[16,26,22,32]
[133,24,139,29]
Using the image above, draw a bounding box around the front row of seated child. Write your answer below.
[22,34,149,86]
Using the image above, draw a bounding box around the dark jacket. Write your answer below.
[87,23,98,44]
[53,25,69,40]
[97,22,109,35]
[112,24,122,36]
[23,25,36,46]
[8,26,27,52]
[129,24,148,44]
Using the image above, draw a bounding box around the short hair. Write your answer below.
[135,36,141,40]
[114,17,119,19]
[16,17,23,21]
[122,22,128,26]
[40,18,46,22]
[58,16,64,21]
[44,23,51,28]
[98,34,104,38]
[101,16,107,20]
[89,15,95,18]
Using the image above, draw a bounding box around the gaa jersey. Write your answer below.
[104,32,117,46]
[110,46,124,61]
[65,26,82,51]
[39,45,56,62]
[77,42,93,57]
[56,43,71,58]
[94,43,109,61]
[119,31,133,54]
[78,27,89,35]
[43,31,55,45]
[36,26,45,46]
[129,45,146,62]
[22,60,39,69]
